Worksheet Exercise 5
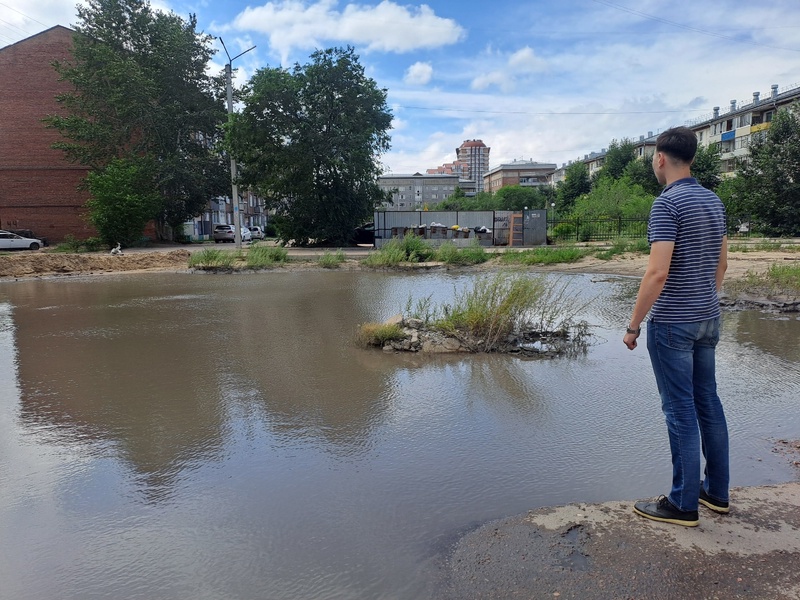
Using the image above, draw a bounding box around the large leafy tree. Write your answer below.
[573,177,654,219]
[228,47,392,246]
[46,0,229,238]
[691,142,722,191]
[737,105,800,236]
[556,162,591,215]
[623,156,661,196]
[595,138,636,183]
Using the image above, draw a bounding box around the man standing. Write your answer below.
[624,126,730,527]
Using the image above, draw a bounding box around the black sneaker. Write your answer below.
[699,486,730,514]
[633,495,699,527]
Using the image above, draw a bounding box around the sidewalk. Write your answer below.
[441,482,800,599]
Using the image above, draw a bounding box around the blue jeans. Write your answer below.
[647,317,729,512]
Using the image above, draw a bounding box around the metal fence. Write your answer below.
[374,212,751,246]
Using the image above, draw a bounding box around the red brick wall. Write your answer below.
[0,26,94,242]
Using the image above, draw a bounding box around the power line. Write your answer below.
[0,2,51,28]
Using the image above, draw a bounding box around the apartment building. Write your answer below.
[687,83,800,175]
[377,173,460,210]
[456,140,491,192]
[483,159,556,194]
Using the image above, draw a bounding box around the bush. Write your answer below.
[51,235,104,253]
[356,322,406,347]
[362,234,435,267]
[551,222,576,241]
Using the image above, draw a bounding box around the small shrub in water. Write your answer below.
[246,246,289,268]
[189,248,235,269]
[356,322,406,347]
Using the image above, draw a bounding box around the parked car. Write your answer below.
[0,229,44,251]
[248,226,265,240]
[213,224,252,243]
[351,222,375,245]
[10,229,47,246]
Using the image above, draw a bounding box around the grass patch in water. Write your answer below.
[246,246,289,268]
[319,249,346,268]
[499,247,589,265]
[188,248,235,269]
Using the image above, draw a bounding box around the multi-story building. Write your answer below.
[686,83,800,176]
[377,173,460,210]
[456,139,490,192]
[0,26,94,242]
[483,159,556,194]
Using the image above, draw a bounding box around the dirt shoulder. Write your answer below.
[1,246,798,282]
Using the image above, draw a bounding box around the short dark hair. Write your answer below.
[655,126,698,163]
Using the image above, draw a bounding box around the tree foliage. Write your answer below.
[556,162,591,215]
[736,105,800,236]
[596,138,636,182]
[691,142,722,191]
[85,157,162,246]
[623,156,661,196]
[228,47,392,246]
[573,177,653,219]
[46,0,229,234]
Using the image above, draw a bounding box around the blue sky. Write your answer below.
[2,0,799,174]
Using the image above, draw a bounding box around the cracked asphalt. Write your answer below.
[437,482,800,600]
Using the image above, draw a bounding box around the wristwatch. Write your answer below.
[626,327,641,335]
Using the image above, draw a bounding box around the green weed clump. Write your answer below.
[356,322,406,347]
[51,235,104,253]
[435,240,489,265]
[246,246,289,268]
[726,263,800,297]
[363,234,436,266]
[500,247,589,265]
[188,248,235,269]
[319,249,346,268]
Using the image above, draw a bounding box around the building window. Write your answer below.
[698,131,704,142]
[765,110,774,122]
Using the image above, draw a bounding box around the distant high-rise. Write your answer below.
[456,140,490,192]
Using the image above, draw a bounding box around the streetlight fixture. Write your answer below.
[220,38,255,248]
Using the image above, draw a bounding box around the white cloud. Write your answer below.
[471,71,514,93]
[508,46,547,73]
[404,61,433,85]
[222,0,465,65]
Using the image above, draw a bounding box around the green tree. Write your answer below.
[573,176,654,219]
[228,47,392,246]
[623,155,661,196]
[737,105,800,236]
[85,157,162,246]
[556,162,591,215]
[691,142,722,191]
[595,138,636,182]
[493,185,553,211]
[46,0,229,237]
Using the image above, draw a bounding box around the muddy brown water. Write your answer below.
[1,271,799,600]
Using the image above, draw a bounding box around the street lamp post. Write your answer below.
[221,38,255,249]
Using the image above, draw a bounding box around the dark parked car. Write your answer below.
[351,222,374,245]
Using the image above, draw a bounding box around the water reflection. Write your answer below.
[1,271,799,600]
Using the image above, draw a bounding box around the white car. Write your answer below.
[0,230,43,250]
[248,226,265,240]
[213,224,252,243]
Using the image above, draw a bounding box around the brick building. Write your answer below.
[0,26,94,242]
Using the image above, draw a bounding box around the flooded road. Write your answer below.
[1,271,799,600]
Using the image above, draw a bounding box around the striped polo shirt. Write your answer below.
[648,177,727,323]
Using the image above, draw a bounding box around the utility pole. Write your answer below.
[221,38,255,248]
